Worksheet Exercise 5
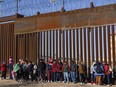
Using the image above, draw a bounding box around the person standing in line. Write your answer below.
[78,61,85,84]
[1,62,7,79]
[58,59,63,82]
[62,61,70,83]
[8,56,13,79]
[70,60,77,83]
[38,59,46,81]
[113,64,116,83]
[47,58,53,82]
[94,62,104,85]
[13,61,20,81]
[22,60,29,82]
[28,61,34,81]
[18,59,24,81]
[82,62,87,83]
[52,60,59,82]
[104,63,112,86]
[90,62,96,84]
[33,62,38,81]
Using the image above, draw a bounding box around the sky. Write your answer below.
[0,0,116,17]
[0,0,116,65]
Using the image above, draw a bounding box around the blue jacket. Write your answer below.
[93,65,104,76]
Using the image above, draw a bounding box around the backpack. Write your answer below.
[96,65,103,73]
[23,65,28,72]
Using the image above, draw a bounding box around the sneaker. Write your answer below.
[80,82,83,84]
[48,80,50,83]
[106,85,110,86]
[107,84,112,86]
[51,81,52,83]
[63,81,66,83]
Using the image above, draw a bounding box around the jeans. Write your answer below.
[91,73,95,83]
[10,69,13,79]
[29,71,33,81]
[9,64,13,79]
[106,74,110,84]
[58,72,63,81]
[48,70,53,81]
[54,72,58,82]
[16,70,20,81]
[38,69,46,80]
[64,72,69,83]
[79,73,84,83]
[23,71,29,81]
[71,71,76,82]
[1,71,6,79]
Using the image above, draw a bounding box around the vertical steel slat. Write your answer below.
[66,30,68,63]
[112,25,115,66]
[84,28,87,64]
[80,29,82,61]
[99,26,103,62]
[73,29,75,62]
[95,27,98,62]
[107,26,111,65]
[103,26,107,63]
[56,30,58,61]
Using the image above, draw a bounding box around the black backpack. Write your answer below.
[96,65,103,73]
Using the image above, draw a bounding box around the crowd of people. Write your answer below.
[0,57,116,86]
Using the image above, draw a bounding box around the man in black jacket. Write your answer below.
[70,61,77,83]
[58,59,63,82]
[28,61,34,81]
[38,59,46,81]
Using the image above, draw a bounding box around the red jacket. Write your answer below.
[103,64,110,75]
[1,64,6,72]
[52,63,59,72]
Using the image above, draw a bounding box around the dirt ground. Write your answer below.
[0,79,115,87]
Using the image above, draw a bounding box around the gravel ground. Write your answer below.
[0,79,115,87]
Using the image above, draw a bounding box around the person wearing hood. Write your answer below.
[38,59,46,81]
[93,62,104,85]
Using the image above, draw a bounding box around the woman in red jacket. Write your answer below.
[1,62,7,79]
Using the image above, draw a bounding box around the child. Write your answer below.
[1,62,7,80]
